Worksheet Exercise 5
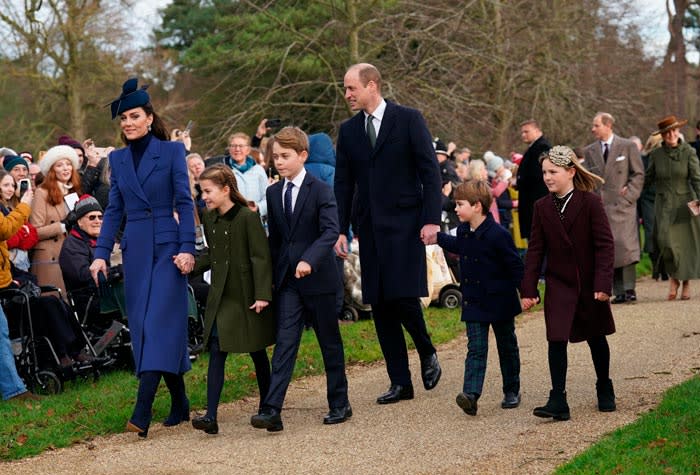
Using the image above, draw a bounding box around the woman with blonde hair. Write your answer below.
[30,145,82,293]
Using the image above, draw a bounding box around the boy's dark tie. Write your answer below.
[284,181,294,223]
[366,114,377,148]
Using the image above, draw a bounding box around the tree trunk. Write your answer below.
[664,0,689,115]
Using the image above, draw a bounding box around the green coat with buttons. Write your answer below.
[194,204,275,353]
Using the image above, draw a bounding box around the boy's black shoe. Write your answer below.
[596,379,616,412]
[251,407,283,432]
[456,392,478,416]
[420,353,442,390]
[533,390,570,420]
[192,415,219,434]
[625,290,637,302]
[501,392,521,409]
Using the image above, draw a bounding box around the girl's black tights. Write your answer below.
[206,337,271,420]
[548,336,610,393]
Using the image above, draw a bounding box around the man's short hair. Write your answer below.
[453,179,492,216]
[595,112,615,127]
[274,126,309,154]
[227,132,251,146]
[519,119,540,129]
[354,63,383,92]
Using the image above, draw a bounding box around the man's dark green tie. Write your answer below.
[366,114,377,148]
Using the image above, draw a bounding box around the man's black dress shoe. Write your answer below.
[501,392,521,409]
[192,415,219,434]
[250,407,283,432]
[376,384,414,404]
[456,392,478,416]
[420,353,442,390]
[625,289,637,302]
[323,405,353,424]
[610,294,627,304]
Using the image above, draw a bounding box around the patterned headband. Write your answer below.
[546,145,575,167]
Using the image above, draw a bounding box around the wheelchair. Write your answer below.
[67,273,205,369]
[1,285,102,395]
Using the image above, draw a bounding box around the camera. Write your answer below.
[265,118,282,129]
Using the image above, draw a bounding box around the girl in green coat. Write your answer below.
[191,164,275,435]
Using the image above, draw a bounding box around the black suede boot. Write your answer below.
[533,390,570,421]
[596,378,616,412]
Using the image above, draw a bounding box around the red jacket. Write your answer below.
[520,190,615,342]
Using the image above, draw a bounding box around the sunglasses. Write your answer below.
[85,214,103,221]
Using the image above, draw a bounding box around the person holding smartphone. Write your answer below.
[29,145,82,295]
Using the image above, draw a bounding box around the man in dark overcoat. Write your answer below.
[516,119,551,240]
[334,63,443,404]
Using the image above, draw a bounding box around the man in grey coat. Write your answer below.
[583,112,645,303]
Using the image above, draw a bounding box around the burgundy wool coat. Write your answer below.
[520,190,616,343]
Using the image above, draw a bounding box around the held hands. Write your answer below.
[295,260,312,278]
[334,234,349,259]
[594,292,610,302]
[172,253,195,274]
[19,188,34,206]
[249,300,269,314]
[420,224,440,245]
[521,297,539,311]
[90,258,108,286]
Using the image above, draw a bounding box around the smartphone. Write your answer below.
[265,118,282,129]
[18,178,30,197]
[183,120,194,134]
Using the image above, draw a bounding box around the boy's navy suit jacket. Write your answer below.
[266,172,341,295]
[437,214,523,322]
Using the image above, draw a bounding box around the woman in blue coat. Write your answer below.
[90,78,196,437]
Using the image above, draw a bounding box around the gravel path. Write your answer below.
[3,277,700,475]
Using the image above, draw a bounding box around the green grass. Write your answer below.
[0,306,464,460]
[556,375,700,474]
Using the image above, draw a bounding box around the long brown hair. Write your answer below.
[40,161,82,206]
[199,164,248,208]
[120,103,169,144]
[0,170,19,208]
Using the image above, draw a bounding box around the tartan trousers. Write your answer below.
[463,319,520,397]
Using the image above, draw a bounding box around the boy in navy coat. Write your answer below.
[432,180,524,416]
[251,127,350,432]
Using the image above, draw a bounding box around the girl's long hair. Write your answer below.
[199,164,248,208]
[540,146,604,193]
[40,161,82,206]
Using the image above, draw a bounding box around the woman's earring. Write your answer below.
[148,124,152,132]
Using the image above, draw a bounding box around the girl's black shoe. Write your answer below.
[533,390,570,421]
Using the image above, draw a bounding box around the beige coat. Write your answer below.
[583,135,645,268]
[29,187,68,294]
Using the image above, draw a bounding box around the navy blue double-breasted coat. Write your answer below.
[95,136,196,375]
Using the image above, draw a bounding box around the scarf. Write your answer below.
[229,155,256,173]
[70,227,97,248]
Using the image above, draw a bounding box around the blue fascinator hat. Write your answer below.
[108,77,150,120]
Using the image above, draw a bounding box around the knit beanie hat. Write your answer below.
[3,155,28,172]
[486,155,504,178]
[74,194,103,220]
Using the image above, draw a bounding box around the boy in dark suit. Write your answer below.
[251,127,350,432]
[431,180,524,416]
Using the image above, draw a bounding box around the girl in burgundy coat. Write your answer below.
[521,146,615,421]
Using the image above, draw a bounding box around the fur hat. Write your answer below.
[57,135,86,163]
[3,155,28,172]
[73,194,103,220]
[40,145,79,176]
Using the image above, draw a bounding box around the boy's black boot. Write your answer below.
[533,390,570,421]
[596,378,616,412]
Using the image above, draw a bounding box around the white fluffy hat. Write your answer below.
[40,145,80,176]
